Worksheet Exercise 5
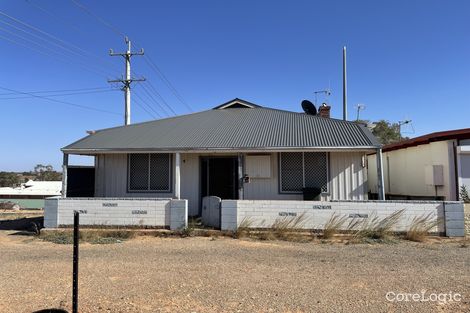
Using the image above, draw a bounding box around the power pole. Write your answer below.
[109,37,145,125]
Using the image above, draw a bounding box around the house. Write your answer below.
[60,98,384,217]
[44,99,467,236]
[0,180,62,209]
[367,128,470,201]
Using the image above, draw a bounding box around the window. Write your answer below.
[128,153,171,192]
[279,152,328,193]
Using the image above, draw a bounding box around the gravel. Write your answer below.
[0,231,469,313]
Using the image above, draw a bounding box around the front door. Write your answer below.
[200,157,238,214]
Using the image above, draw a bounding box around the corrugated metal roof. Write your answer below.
[382,127,470,152]
[63,100,381,153]
[0,180,62,196]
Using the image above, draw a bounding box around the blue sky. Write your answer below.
[0,0,469,171]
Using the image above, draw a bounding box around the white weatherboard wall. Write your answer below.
[94,152,369,217]
[94,154,176,198]
[243,152,368,201]
[44,198,187,230]
[329,152,367,200]
[221,200,465,237]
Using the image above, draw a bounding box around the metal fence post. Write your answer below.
[73,211,79,313]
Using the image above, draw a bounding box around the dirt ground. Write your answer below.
[0,231,469,313]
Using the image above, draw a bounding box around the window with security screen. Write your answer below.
[279,152,328,193]
[128,154,171,192]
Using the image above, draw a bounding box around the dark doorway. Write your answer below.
[200,157,238,212]
[67,166,95,197]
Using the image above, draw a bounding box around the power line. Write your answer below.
[0,32,110,79]
[68,0,194,113]
[27,0,90,37]
[142,55,193,112]
[0,10,119,77]
[133,98,158,119]
[134,86,169,117]
[25,0,122,74]
[0,85,120,115]
[0,18,118,77]
[0,24,112,77]
[140,82,175,115]
[133,91,164,118]
[0,88,117,100]
[70,0,125,38]
[0,9,110,64]
[0,86,112,96]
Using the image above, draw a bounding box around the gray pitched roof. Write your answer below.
[63,99,380,153]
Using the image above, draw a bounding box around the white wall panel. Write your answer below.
[329,152,367,200]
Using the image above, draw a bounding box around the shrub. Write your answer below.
[460,185,470,203]
[39,231,73,244]
[39,229,136,244]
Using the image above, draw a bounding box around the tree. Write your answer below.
[357,120,407,145]
[0,172,22,187]
[372,120,404,145]
[33,164,62,181]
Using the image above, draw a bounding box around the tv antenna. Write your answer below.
[314,88,331,106]
[398,119,413,139]
[355,103,366,121]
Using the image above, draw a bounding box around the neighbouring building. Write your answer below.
[368,128,470,201]
[0,180,62,209]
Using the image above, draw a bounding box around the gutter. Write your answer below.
[61,146,380,155]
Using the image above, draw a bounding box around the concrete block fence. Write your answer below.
[44,197,188,230]
[221,200,466,237]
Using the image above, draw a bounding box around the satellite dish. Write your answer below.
[301,100,317,115]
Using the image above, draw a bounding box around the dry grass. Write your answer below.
[39,229,137,244]
[404,212,439,242]
[270,212,308,241]
[322,213,348,239]
[233,217,255,239]
[349,210,405,242]
[233,213,310,242]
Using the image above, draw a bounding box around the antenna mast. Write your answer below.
[343,46,348,121]
[398,119,412,139]
[109,37,145,125]
[355,104,366,121]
